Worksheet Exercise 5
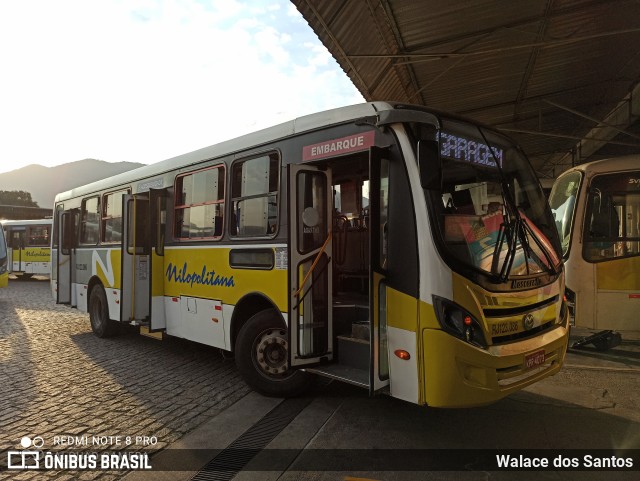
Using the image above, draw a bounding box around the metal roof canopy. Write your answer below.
[294,0,640,178]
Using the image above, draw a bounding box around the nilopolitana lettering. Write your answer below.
[166,262,235,288]
[24,249,48,258]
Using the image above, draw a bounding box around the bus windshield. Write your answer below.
[0,227,6,261]
[428,119,561,281]
[549,171,582,258]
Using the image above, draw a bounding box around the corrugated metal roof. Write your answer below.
[294,0,640,178]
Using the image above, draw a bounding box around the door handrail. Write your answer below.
[293,231,332,298]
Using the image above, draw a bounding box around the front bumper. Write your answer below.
[422,324,569,408]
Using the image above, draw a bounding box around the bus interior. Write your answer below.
[309,152,376,388]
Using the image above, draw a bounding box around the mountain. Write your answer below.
[0,159,146,209]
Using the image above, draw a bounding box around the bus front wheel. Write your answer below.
[235,309,311,397]
[89,285,118,338]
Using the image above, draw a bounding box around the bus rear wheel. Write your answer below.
[89,285,118,338]
[235,309,311,397]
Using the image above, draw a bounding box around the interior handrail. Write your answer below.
[293,230,332,298]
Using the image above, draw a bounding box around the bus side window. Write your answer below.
[174,165,225,240]
[589,191,619,240]
[230,153,279,238]
[80,196,100,245]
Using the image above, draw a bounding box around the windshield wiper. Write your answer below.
[493,213,529,283]
[477,127,524,281]
[520,215,560,276]
[478,126,560,279]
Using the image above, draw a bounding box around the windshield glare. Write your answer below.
[548,171,582,258]
[430,120,561,279]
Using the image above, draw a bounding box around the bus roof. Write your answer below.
[54,101,405,203]
[560,155,640,176]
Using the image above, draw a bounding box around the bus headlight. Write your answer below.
[433,296,487,349]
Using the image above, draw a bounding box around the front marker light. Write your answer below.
[433,296,488,349]
[394,349,411,360]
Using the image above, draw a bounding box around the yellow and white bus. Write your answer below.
[550,156,640,331]
[0,222,8,288]
[51,102,569,407]
[1,219,53,278]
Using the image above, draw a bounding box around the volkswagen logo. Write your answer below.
[523,313,535,330]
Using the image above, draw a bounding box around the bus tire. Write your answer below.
[235,309,311,397]
[89,285,117,338]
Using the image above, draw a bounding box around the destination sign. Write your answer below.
[440,132,503,168]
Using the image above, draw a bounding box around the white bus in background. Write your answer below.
[1,219,53,278]
[549,156,640,331]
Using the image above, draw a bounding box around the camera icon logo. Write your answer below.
[7,436,44,470]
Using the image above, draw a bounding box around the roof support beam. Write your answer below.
[400,0,617,53]
[543,81,640,172]
[514,0,555,118]
[499,127,640,147]
[347,27,640,60]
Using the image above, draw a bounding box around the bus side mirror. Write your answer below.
[418,140,441,190]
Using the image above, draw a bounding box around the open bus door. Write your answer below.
[6,228,16,274]
[148,188,168,332]
[121,194,151,325]
[57,209,78,305]
[287,150,391,394]
[288,164,334,368]
[368,146,391,395]
[8,227,25,273]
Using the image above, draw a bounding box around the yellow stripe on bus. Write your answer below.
[386,286,418,332]
[163,247,288,310]
[596,256,640,291]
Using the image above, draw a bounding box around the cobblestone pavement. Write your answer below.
[0,278,250,481]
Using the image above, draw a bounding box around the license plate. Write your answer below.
[525,350,545,369]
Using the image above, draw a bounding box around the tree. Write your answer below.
[0,190,39,207]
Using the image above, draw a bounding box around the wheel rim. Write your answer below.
[253,328,292,379]
[90,294,104,329]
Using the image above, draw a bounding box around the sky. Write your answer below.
[0,0,364,175]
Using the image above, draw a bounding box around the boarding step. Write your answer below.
[333,301,369,336]
[139,325,164,340]
[337,334,369,371]
[129,319,147,326]
[306,364,369,389]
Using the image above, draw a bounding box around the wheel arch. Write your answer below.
[230,292,283,352]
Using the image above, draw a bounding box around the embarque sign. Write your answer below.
[303,131,376,162]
